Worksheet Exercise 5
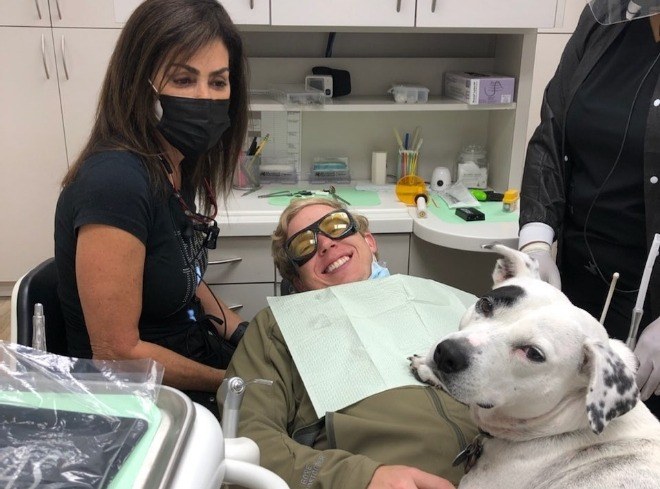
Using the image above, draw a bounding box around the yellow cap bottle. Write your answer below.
[502,189,519,212]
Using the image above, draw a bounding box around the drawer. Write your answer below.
[208,283,275,323]
[205,236,275,284]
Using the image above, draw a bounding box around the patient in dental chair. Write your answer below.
[222,197,477,489]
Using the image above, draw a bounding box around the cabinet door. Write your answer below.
[222,0,270,25]
[271,0,415,27]
[0,27,68,281]
[49,0,128,27]
[52,28,120,164]
[416,0,557,28]
[0,0,50,26]
[375,233,410,275]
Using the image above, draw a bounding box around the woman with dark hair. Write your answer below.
[54,0,250,415]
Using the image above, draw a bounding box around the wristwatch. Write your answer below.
[229,321,249,347]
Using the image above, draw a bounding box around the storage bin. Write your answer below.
[388,85,429,104]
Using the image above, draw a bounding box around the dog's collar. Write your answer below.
[452,429,493,473]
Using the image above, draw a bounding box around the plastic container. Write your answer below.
[502,189,520,212]
[388,85,430,104]
[456,144,488,189]
[232,154,261,191]
[309,157,351,184]
[269,84,327,106]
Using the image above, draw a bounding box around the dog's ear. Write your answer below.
[582,339,639,434]
[482,243,540,285]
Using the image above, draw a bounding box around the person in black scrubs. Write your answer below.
[54,0,250,417]
[519,0,660,417]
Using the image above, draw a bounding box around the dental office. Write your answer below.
[2,1,660,488]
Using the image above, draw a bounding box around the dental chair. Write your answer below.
[10,257,68,354]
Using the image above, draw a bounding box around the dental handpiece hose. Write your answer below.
[626,233,660,349]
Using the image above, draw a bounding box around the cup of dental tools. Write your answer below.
[232,153,262,191]
[397,149,419,180]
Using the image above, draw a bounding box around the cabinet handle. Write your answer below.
[61,36,69,80]
[249,0,254,9]
[55,0,62,20]
[208,257,243,266]
[228,304,243,311]
[41,34,50,79]
[35,0,42,19]
[432,0,437,13]
[396,0,401,13]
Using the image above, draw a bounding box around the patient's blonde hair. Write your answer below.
[271,198,374,284]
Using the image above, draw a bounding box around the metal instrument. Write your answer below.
[324,185,351,206]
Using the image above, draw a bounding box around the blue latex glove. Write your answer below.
[635,316,660,401]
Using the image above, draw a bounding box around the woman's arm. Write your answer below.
[76,224,224,392]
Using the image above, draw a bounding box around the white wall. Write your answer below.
[527,0,585,143]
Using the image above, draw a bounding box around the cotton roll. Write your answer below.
[371,152,387,185]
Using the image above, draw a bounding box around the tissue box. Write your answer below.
[444,72,515,105]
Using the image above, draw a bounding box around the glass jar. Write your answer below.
[456,144,488,189]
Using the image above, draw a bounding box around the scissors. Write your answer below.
[258,190,315,198]
[324,185,351,206]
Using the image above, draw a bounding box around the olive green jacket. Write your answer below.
[223,307,478,489]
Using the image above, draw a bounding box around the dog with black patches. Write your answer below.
[410,244,660,488]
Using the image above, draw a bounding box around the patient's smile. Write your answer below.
[325,255,351,273]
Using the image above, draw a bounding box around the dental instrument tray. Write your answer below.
[309,157,351,184]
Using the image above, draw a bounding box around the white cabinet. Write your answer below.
[53,28,120,162]
[416,0,557,28]
[375,234,410,275]
[221,0,270,26]
[205,236,276,320]
[48,0,127,27]
[0,27,68,282]
[0,0,51,26]
[271,0,416,27]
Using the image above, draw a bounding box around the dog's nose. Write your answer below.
[435,339,470,374]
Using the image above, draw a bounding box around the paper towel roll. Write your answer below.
[371,152,387,185]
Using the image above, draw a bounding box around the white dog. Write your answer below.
[410,244,660,489]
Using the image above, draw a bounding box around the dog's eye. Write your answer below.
[522,346,545,363]
[476,297,494,317]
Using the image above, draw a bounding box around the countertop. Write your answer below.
[218,181,519,252]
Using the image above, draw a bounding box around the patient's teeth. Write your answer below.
[326,256,349,273]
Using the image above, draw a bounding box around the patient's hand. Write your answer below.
[367,465,456,489]
[408,354,442,388]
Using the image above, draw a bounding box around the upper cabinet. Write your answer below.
[271,0,416,27]
[0,0,51,26]
[221,0,270,26]
[416,0,558,28]
[45,0,269,27]
[49,0,127,27]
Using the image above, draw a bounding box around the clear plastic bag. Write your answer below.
[0,342,164,489]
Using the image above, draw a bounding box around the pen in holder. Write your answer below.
[397,149,419,180]
[233,153,262,191]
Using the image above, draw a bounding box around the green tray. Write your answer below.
[428,199,519,223]
[265,188,381,207]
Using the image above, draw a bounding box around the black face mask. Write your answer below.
[156,94,231,162]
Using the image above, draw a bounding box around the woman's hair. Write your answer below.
[271,198,373,284]
[62,0,249,212]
